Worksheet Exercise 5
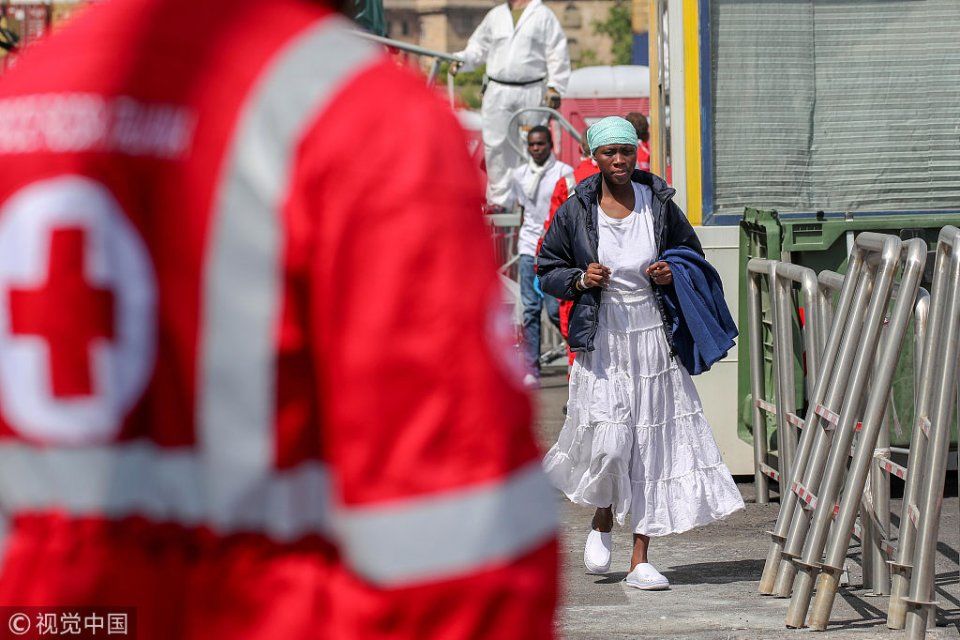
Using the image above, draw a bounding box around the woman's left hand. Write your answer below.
[646,261,672,286]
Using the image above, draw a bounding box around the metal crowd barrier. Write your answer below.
[746,259,823,504]
[746,258,776,503]
[746,258,780,504]
[784,235,924,627]
[751,230,959,638]
[506,106,583,158]
[817,271,930,600]
[797,237,924,628]
[758,236,884,597]
[884,226,960,638]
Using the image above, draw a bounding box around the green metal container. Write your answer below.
[738,209,960,450]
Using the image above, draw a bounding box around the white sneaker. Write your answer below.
[522,373,539,388]
[583,530,612,574]
[624,563,670,590]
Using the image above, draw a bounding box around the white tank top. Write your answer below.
[596,182,656,293]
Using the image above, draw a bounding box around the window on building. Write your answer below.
[562,3,582,29]
[567,37,580,63]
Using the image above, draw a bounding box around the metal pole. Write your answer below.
[426,58,441,85]
[350,30,463,63]
[887,233,951,629]
[904,231,960,638]
[747,260,772,504]
[773,262,874,598]
[774,270,798,488]
[793,268,823,399]
[505,107,583,158]
[773,265,822,477]
[882,296,914,600]
[807,238,926,629]
[845,212,855,256]
[860,341,880,595]
[870,392,892,595]
[916,292,928,405]
[862,497,877,593]
[817,271,845,356]
[757,255,864,595]
[864,323,895,596]
[786,234,903,627]
[863,308,893,595]
[874,287,930,595]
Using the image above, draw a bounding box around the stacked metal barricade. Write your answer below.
[747,229,960,637]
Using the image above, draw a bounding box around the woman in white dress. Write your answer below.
[538,117,743,590]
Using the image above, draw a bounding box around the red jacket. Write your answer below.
[637,141,651,171]
[537,158,599,362]
[0,1,557,638]
[547,158,600,232]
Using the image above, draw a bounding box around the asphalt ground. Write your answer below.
[535,367,960,640]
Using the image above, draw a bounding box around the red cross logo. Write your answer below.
[0,176,157,444]
[8,228,116,398]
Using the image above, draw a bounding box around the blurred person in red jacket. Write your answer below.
[538,134,599,365]
[0,1,557,638]
[625,111,651,171]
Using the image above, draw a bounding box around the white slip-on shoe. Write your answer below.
[583,530,612,574]
[624,563,670,590]
[522,373,539,389]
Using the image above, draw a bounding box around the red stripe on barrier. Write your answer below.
[760,463,781,483]
[877,458,907,481]
[787,412,806,428]
[757,399,777,414]
[793,481,819,510]
[815,404,839,427]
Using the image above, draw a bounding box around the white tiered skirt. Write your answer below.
[543,288,744,536]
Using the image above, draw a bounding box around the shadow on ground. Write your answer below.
[661,559,766,585]
[592,571,629,584]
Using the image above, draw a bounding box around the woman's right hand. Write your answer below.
[582,263,611,289]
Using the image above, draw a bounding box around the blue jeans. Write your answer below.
[519,254,561,375]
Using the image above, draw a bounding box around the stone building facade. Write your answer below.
[384,0,620,68]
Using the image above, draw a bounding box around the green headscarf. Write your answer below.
[586,116,639,153]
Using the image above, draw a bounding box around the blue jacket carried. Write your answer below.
[660,247,738,375]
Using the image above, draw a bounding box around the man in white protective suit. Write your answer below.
[454,0,570,211]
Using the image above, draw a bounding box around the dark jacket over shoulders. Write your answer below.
[536,170,703,353]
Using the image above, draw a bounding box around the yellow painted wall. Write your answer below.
[646,0,663,176]
[681,0,702,225]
